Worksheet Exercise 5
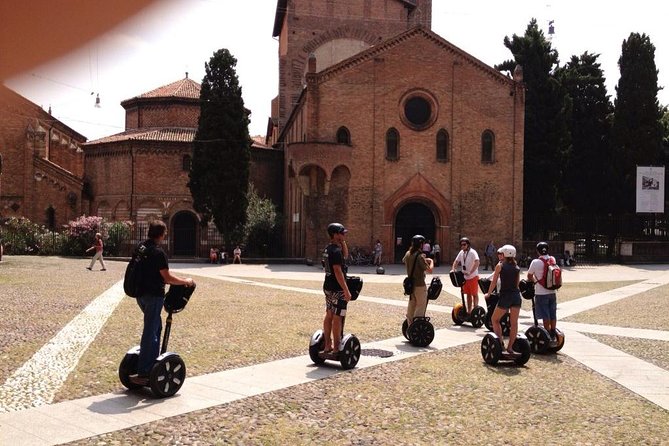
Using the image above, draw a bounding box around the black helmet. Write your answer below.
[327,222,348,237]
[459,237,470,246]
[536,241,549,255]
[412,234,426,249]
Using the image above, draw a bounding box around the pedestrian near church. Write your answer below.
[85,232,106,271]
[233,245,242,264]
[321,223,352,356]
[422,240,432,258]
[528,241,560,346]
[484,240,496,270]
[451,237,480,314]
[373,239,383,266]
[130,220,194,385]
[403,235,434,327]
[432,241,441,267]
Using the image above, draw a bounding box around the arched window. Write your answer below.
[386,128,399,160]
[436,129,449,162]
[182,154,192,171]
[336,126,351,145]
[46,206,56,230]
[481,130,495,163]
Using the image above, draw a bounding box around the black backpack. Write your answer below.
[123,242,153,298]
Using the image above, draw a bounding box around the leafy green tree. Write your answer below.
[189,49,251,248]
[610,33,664,214]
[556,52,614,215]
[496,19,571,225]
[243,185,282,256]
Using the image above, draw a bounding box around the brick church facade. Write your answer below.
[84,76,282,257]
[271,0,525,262]
[0,85,87,230]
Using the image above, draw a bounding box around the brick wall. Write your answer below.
[276,0,432,131]
[124,101,199,130]
[282,28,524,261]
[0,86,86,228]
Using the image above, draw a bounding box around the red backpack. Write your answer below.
[538,256,562,290]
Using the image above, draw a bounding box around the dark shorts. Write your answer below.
[324,289,347,316]
[535,293,557,320]
[497,290,521,309]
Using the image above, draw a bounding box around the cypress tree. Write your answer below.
[496,19,571,230]
[610,33,664,214]
[557,52,614,215]
[188,49,251,247]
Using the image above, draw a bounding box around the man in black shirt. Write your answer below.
[130,220,194,386]
[321,222,352,356]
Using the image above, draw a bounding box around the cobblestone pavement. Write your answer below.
[1,259,668,445]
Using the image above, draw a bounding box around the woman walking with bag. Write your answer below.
[402,235,434,327]
[86,233,106,271]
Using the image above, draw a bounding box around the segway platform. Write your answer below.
[119,283,195,398]
[309,277,363,369]
[450,271,485,328]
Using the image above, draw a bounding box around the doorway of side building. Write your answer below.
[172,211,197,257]
[394,202,436,263]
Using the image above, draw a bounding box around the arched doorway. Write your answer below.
[172,211,197,257]
[394,202,435,262]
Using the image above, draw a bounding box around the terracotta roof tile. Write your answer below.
[132,77,201,100]
[85,128,195,145]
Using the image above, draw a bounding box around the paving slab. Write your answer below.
[2,263,669,445]
[560,330,669,410]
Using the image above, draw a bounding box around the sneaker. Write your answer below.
[101,268,106,271]
[129,374,149,386]
[86,267,92,270]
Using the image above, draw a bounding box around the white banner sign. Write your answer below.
[636,166,665,213]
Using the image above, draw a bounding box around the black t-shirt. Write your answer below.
[140,239,169,297]
[323,243,345,291]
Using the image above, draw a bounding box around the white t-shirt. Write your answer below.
[528,255,556,295]
[454,248,479,280]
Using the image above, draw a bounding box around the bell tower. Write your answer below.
[271,0,432,134]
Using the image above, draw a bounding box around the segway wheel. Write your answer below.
[481,333,502,365]
[340,336,361,370]
[548,329,566,353]
[149,354,186,398]
[451,304,464,325]
[470,306,486,328]
[500,313,511,336]
[309,330,326,365]
[525,326,550,354]
[401,319,409,340]
[118,352,142,390]
[484,308,493,331]
[408,319,434,347]
[511,337,531,366]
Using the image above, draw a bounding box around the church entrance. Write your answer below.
[394,202,435,262]
[172,211,197,257]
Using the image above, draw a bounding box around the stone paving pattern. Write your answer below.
[0,259,668,445]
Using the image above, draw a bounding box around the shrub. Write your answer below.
[105,221,132,256]
[0,217,45,255]
[64,215,105,256]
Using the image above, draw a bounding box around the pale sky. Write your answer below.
[5,0,668,141]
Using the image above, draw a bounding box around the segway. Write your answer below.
[479,276,510,336]
[522,280,565,354]
[309,277,363,370]
[119,283,195,398]
[450,271,485,328]
[401,277,442,347]
[481,332,531,366]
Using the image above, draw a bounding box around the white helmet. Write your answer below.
[497,244,516,258]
